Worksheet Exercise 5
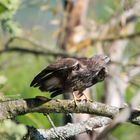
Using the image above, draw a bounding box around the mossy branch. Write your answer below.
[0,97,140,125]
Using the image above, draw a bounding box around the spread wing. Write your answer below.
[30,58,80,97]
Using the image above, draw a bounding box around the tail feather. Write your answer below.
[31,73,55,88]
[39,85,62,97]
[30,69,53,87]
[51,89,62,98]
[30,67,65,87]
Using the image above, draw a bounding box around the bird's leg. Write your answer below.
[72,92,78,106]
[72,91,81,106]
[83,92,93,102]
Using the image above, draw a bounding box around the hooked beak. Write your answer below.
[103,56,110,64]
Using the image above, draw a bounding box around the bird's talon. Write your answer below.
[72,99,80,107]
[56,99,61,102]
[87,99,93,102]
[73,100,77,107]
[81,99,88,102]
[83,94,92,102]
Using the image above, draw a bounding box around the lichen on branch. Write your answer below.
[0,97,140,125]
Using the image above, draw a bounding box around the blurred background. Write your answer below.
[0,0,140,140]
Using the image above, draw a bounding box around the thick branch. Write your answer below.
[26,116,111,140]
[0,98,140,125]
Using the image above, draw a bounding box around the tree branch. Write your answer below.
[0,97,140,125]
[26,116,111,140]
[0,36,77,58]
[91,31,140,43]
[0,47,75,58]
[96,90,140,140]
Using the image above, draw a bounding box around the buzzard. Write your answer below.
[30,54,110,102]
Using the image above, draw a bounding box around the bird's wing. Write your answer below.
[30,58,80,88]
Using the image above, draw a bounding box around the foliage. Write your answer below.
[0,120,27,140]
[1,54,63,128]
[0,75,7,89]
[0,0,21,36]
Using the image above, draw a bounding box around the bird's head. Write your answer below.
[91,54,110,67]
[91,54,110,82]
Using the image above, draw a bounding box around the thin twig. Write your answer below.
[43,113,66,140]
[96,90,140,140]
[0,47,75,57]
[91,32,140,43]
[2,36,77,57]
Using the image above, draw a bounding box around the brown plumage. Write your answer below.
[30,54,110,101]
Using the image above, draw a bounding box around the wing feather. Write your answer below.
[30,58,81,96]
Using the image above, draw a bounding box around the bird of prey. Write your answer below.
[30,54,110,102]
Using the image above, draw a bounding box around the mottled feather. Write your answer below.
[30,55,110,98]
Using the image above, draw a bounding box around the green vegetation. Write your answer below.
[0,0,140,139]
